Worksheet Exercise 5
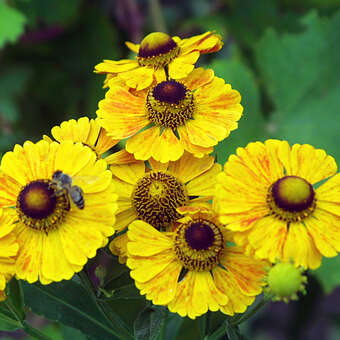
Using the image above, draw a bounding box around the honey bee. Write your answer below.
[50,170,85,209]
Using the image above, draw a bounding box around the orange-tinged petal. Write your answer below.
[178,126,213,157]
[278,143,337,184]
[167,152,214,184]
[213,265,255,315]
[283,222,322,269]
[105,149,136,165]
[125,127,161,161]
[182,67,214,91]
[96,85,148,139]
[247,216,287,262]
[168,271,228,319]
[220,247,266,296]
[135,259,182,305]
[305,210,340,257]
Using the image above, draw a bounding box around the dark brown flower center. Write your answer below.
[17,179,70,233]
[132,171,188,229]
[146,80,194,129]
[174,218,224,272]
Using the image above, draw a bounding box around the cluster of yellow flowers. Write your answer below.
[0,31,340,319]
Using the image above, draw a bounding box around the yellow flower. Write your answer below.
[0,140,117,283]
[95,31,223,90]
[108,152,221,262]
[126,205,266,319]
[0,209,19,300]
[96,68,243,163]
[43,117,136,165]
[215,139,340,269]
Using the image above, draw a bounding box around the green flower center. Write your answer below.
[137,32,180,69]
[267,176,316,222]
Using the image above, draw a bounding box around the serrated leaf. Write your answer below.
[22,281,121,340]
[255,10,340,162]
[210,58,265,164]
[134,305,167,340]
[0,2,26,48]
[313,255,340,294]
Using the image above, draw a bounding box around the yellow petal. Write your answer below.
[279,143,337,184]
[247,216,287,263]
[127,220,173,257]
[110,161,145,185]
[167,152,214,184]
[283,222,322,269]
[305,210,340,257]
[186,163,221,196]
[135,259,182,305]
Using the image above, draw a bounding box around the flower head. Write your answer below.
[108,152,221,261]
[215,139,340,269]
[96,68,242,162]
[0,140,117,283]
[265,261,307,303]
[126,205,266,319]
[44,117,135,165]
[95,31,223,90]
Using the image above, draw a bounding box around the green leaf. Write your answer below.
[0,1,26,48]
[313,255,340,294]
[0,305,21,331]
[134,305,167,340]
[22,281,121,340]
[16,0,81,26]
[255,10,340,163]
[6,278,25,321]
[210,58,265,164]
[98,284,143,301]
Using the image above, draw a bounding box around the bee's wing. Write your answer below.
[72,175,110,192]
[72,175,101,186]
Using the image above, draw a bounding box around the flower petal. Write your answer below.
[283,222,322,269]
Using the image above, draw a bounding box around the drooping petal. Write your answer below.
[283,222,322,269]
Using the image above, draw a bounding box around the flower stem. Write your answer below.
[230,295,270,327]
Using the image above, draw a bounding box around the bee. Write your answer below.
[50,170,85,209]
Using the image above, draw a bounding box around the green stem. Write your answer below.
[149,0,167,32]
[230,296,270,327]
[207,297,270,340]
[78,271,134,340]
[4,301,53,340]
